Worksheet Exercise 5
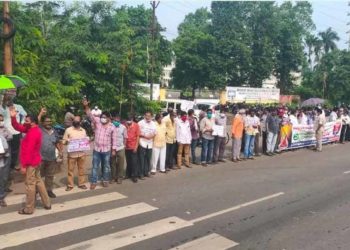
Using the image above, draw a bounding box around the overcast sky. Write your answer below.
[116,0,349,50]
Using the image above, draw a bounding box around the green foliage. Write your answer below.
[172,1,314,94]
[2,2,171,121]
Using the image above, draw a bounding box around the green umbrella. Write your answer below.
[0,75,27,89]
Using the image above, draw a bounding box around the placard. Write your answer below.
[67,138,90,153]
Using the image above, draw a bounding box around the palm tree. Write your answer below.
[304,35,323,69]
[318,28,340,54]
[304,34,316,65]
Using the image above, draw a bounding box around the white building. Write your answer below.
[160,58,175,87]
[262,71,302,88]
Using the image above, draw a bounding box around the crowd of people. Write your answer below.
[0,90,349,215]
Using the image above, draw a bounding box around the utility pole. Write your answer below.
[149,1,159,101]
[348,2,350,51]
[3,1,12,75]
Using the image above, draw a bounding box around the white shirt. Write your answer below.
[289,115,298,126]
[298,113,308,125]
[0,104,27,135]
[138,119,157,149]
[329,111,337,122]
[176,119,192,144]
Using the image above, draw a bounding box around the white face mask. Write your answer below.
[100,118,108,124]
[0,121,4,127]
[220,113,225,118]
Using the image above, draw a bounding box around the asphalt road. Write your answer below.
[1,143,350,250]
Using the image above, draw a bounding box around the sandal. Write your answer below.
[65,186,73,191]
[78,185,87,190]
[18,208,33,215]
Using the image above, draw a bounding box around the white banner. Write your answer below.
[226,87,280,103]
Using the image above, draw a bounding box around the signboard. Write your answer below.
[278,120,342,150]
[67,138,91,153]
[226,87,280,103]
[180,100,194,112]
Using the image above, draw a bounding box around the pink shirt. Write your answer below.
[89,113,116,152]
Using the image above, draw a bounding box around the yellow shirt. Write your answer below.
[153,122,167,148]
[62,126,88,158]
[163,116,176,144]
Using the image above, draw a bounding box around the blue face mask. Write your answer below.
[113,121,120,127]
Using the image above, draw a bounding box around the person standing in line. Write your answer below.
[125,116,140,183]
[38,108,63,198]
[243,109,260,160]
[329,107,338,122]
[213,108,227,163]
[261,108,268,154]
[83,100,116,189]
[176,111,192,169]
[339,108,348,143]
[0,134,10,207]
[164,110,177,171]
[62,115,89,191]
[266,109,280,156]
[188,109,199,165]
[151,114,167,174]
[0,114,12,195]
[231,109,245,162]
[0,90,27,171]
[10,107,51,215]
[138,111,157,179]
[254,110,263,157]
[314,108,326,152]
[200,109,215,166]
[110,114,127,184]
[289,109,299,126]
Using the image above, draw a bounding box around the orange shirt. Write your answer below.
[231,114,244,139]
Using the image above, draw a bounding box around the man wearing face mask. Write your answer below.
[200,109,215,166]
[110,113,127,184]
[175,111,192,169]
[62,115,88,191]
[83,100,116,190]
[213,108,227,163]
[125,115,140,183]
[9,107,51,215]
[138,111,157,179]
[38,108,63,198]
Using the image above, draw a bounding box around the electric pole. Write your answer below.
[3,1,12,75]
[348,2,350,51]
[149,1,159,101]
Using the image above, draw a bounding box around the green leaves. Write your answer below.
[5,2,171,119]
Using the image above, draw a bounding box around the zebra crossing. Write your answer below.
[0,187,241,250]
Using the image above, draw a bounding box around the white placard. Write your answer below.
[67,138,90,153]
[212,125,224,137]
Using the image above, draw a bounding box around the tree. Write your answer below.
[319,27,340,54]
[2,2,171,119]
[273,1,314,93]
[171,8,216,98]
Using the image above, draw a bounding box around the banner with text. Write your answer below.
[278,120,342,150]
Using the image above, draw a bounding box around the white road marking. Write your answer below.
[5,186,102,206]
[0,202,157,249]
[169,233,239,250]
[59,217,193,250]
[343,171,350,174]
[190,192,285,223]
[0,192,126,225]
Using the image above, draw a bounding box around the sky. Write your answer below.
[116,0,350,50]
